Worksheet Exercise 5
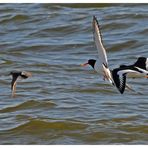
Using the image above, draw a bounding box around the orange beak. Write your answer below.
[144,75,148,78]
[80,62,88,67]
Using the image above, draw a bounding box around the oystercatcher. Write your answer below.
[81,16,113,85]
[81,16,148,94]
[10,71,32,97]
[112,57,148,94]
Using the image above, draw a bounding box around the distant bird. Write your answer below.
[10,71,32,97]
[81,16,148,94]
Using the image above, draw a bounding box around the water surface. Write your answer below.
[0,3,148,144]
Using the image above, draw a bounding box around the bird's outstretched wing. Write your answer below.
[11,74,19,95]
[92,16,108,67]
[112,69,127,94]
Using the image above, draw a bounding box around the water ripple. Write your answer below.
[0,3,148,144]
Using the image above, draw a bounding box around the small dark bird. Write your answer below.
[10,71,32,97]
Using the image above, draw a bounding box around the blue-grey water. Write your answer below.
[0,3,148,144]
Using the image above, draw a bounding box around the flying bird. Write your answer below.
[81,16,113,85]
[10,71,32,97]
[112,57,148,94]
[81,16,148,94]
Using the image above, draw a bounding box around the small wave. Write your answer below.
[6,119,88,134]
[58,3,115,8]
[42,25,79,34]
[29,24,81,38]
[111,115,142,123]
[132,13,148,19]
[118,124,148,134]
[0,14,30,24]
[0,100,56,113]
[138,28,148,36]
[75,87,114,94]
[0,59,6,64]
[109,40,138,52]
[103,22,132,31]
[11,14,29,21]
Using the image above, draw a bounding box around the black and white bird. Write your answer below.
[81,16,148,94]
[10,71,32,97]
[112,57,148,94]
[81,16,113,85]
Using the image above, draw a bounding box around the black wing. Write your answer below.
[112,69,127,94]
[11,75,19,91]
[10,71,21,91]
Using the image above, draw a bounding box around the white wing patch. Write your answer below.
[118,69,139,75]
[135,67,148,74]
